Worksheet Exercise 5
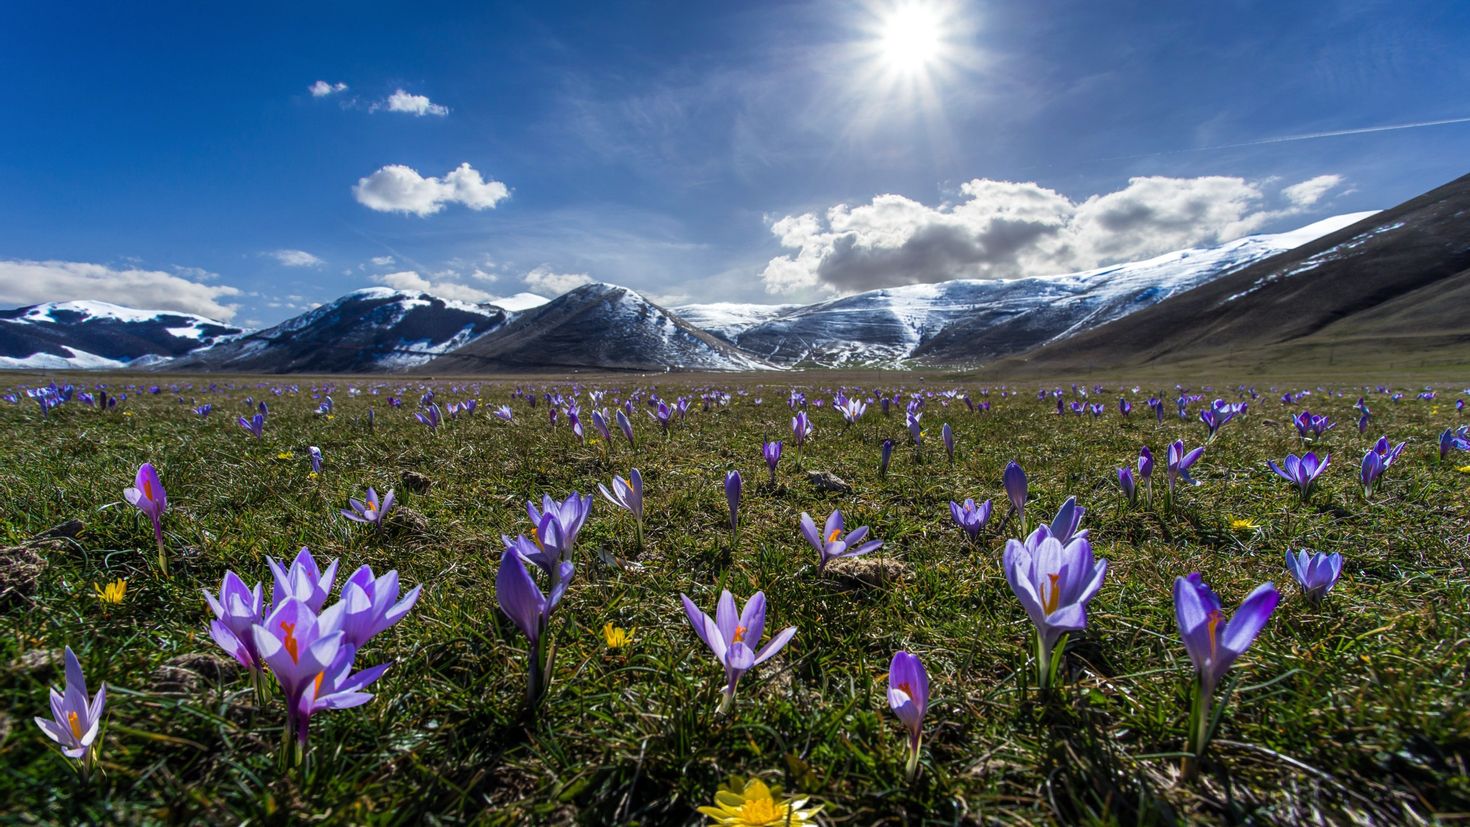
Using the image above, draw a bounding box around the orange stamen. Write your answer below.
[1043,572,1062,613]
[144,480,154,501]
[827,528,842,543]
[67,710,82,740]
[1206,610,1222,656]
[280,621,300,663]
[733,625,748,643]
[531,527,544,549]
[312,671,325,699]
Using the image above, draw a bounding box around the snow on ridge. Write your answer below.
[17,300,227,327]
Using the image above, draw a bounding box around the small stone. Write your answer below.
[806,470,853,494]
[402,471,433,493]
[152,652,242,694]
[825,555,910,588]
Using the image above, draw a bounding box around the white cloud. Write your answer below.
[266,249,324,268]
[309,80,348,97]
[761,174,1343,295]
[370,255,396,267]
[523,266,594,297]
[1282,174,1344,208]
[374,89,449,117]
[353,163,510,216]
[0,260,242,321]
[374,270,497,303]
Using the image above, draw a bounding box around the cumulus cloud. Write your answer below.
[523,266,594,297]
[373,89,449,117]
[0,260,242,321]
[761,174,1345,295]
[266,249,324,268]
[353,163,510,216]
[1282,174,1344,208]
[369,255,396,267]
[309,80,348,97]
[374,270,497,303]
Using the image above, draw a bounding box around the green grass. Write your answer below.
[2,375,1469,825]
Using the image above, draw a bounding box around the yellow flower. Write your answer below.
[1230,517,1259,532]
[1456,465,1470,474]
[698,776,822,826]
[94,578,127,604]
[276,451,294,461]
[122,410,134,417]
[307,471,319,480]
[603,622,634,649]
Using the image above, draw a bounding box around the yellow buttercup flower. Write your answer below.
[276,451,294,461]
[603,622,634,649]
[1456,465,1470,474]
[94,578,127,604]
[1230,517,1259,532]
[698,776,822,826]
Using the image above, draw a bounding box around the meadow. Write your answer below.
[2,374,1468,825]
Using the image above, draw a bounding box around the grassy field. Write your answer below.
[2,374,1468,825]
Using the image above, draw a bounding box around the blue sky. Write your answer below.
[1,0,1468,327]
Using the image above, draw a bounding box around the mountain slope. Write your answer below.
[671,302,800,342]
[1000,172,1470,374]
[714,213,1371,367]
[0,301,241,369]
[167,288,509,373]
[425,283,772,373]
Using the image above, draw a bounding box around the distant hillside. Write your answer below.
[1000,172,1470,375]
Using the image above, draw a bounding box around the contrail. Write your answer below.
[1095,115,1470,163]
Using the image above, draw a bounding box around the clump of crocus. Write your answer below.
[1439,426,1469,460]
[527,492,593,565]
[1174,573,1279,772]
[124,462,168,575]
[680,589,795,713]
[1285,549,1342,604]
[416,403,443,430]
[887,650,930,780]
[204,569,269,699]
[341,487,396,529]
[1002,511,1107,693]
[949,498,993,542]
[1267,452,1330,501]
[1199,400,1243,442]
[1165,441,1203,508]
[238,411,265,439]
[34,646,106,779]
[1003,461,1028,535]
[724,470,742,545]
[1359,437,1404,498]
[497,551,573,711]
[337,564,422,648]
[598,469,645,548]
[800,509,883,572]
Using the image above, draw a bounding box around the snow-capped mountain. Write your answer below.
[167,288,510,373]
[671,302,801,342]
[0,301,242,370]
[686,212,1374,367]
[426,283,773,373]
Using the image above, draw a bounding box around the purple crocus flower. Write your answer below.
[591,409,612,445]
[1165,440,1204,505]
[1439,426,1470,460]
[1174,574,1279,761]
[762,439,783,484]
[942,423,955,465]
[269,546,340,613]
[416,403,442,430]
[1285,549,1342,603]
[598,469,645,547]
[1003,461,1028,534]
[879,438,894,479]
[493,404,513,422]
[238,412,265,439]
[123,462,168,574]
[497,551,573,708]
[887,650,930,780]
[194,403,212,417]
[1117,466,1137,505]
[724,470,742,539]
[1119,398,1132,417]
[616,409,636,448]
[1138,446,1155,504]
[338,564,421,648]
[680,589,795,713]
[308,446,323,474]
[1003,531,1107,691]
[341,487,395,529]
[527,492,593,564]
[34,646,106,774]
[252,598,346,755]
[1267,452,1330,501]
[907,410,923,446]
[204,570,267,675]
[791,411,813,453]
[800,509,883,572]
[949,498,992,541]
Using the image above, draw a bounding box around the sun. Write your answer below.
[878,2,944,74]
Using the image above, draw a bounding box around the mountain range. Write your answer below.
[2,173,1467,374]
